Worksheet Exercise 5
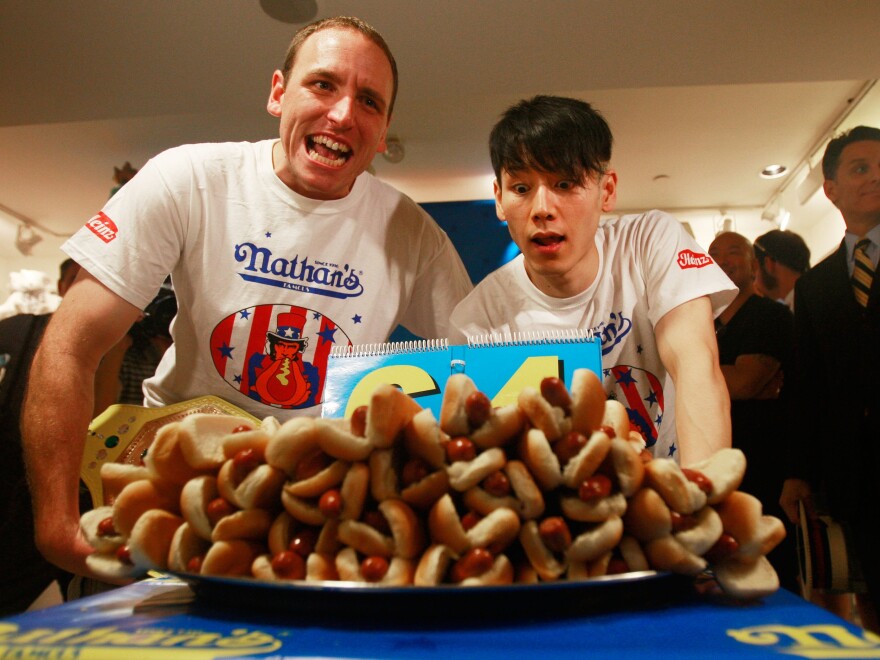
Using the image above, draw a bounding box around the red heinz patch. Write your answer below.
[677,249,713,269]
[85,212,118,243]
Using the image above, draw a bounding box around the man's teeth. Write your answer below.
[309,135,350,167]
[312,135,350,153]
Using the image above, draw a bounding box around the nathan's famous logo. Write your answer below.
[0,621,283,658]
[86,211,118,243]
[211,304,351,410]
[234,242,364,299]
[728,623,880,658]
[590,311,632,356]
[677,248,713,269]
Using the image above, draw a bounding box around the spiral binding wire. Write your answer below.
[466,328,595,348]
[329,337,450,358]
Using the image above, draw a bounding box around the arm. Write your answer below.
[720,353,782,400]
[21,271,142,578]
[93,333,133,417]
[655,296,731,466]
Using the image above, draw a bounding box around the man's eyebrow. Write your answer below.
[306,67,388,112]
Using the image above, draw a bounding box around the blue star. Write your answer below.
[312,311,322,320]
[615,368,637,386]
[667,443,677,457]
[352,314,362,324]
[234,374,242,384]
[655,413,663,425]
[318,326,337,344]
[636,344,644,354]
[217,342,234,359]
[239,309,251,320]
[644,391,658,406]
[603,368,612,378]
[265,232,272,238]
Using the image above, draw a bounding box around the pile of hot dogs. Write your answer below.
[80,369,785,598]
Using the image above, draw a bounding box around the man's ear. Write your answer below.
[375,118,391,154]
[823,178,840,208]
[266,70,285,118]
[493,179,506,221]
[600,170,618,212]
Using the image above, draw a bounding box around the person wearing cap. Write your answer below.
[753,229,811,311]
[708,231,798,592]
[780,125,880,631]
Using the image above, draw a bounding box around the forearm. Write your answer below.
[22,340,98,556]
[674,359,731,465]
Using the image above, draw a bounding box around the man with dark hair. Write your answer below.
[753,229,811,311]
[709,231,798,591]
[22,15,471,580]
[780,125,880,630]
[451,96,737,466]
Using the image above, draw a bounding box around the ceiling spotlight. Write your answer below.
[15,223,43,256]
[382,137,405,164]
[760,164,788,179]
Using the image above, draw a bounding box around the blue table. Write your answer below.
[1,576,878,658]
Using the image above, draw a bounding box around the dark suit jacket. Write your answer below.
[791,239,880,519]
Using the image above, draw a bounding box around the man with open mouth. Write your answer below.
[450,95,737,468]
[20,16,471,586]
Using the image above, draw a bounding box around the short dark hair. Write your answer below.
[821,125,880,180]
[59,258,77,279]
[489,95,613,183]
[281,16,398,116]
[754,229,811,274]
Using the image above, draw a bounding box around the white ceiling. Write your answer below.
[2,0,880,285]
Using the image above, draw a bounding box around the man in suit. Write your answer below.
[780,125,879,631]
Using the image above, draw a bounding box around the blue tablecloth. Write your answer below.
[1,576,878,658]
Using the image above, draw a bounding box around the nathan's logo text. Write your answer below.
[234,243,364,299]
[86,212,118,243]
[677,249,713,269]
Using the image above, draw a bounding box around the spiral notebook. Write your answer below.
[321,330,601,419]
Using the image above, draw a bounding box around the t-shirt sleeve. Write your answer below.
[638,211,738,326]
[62,148,189,310]
[397,218,473,339]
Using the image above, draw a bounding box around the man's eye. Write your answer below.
[557,181,575,190]
[512,184,529,194]
[315,80,331,90]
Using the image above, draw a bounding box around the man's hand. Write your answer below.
[779,478,812,524]
[36,516,132,585]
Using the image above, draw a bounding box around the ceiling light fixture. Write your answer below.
[15,223,43,256]
[382,137,405,164]
[760,164,788,179]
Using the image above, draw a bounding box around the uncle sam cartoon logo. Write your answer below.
[210,304,351,410]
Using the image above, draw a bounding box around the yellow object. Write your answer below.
[81,396,258,507]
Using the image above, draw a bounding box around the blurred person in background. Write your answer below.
[753,229,811,312]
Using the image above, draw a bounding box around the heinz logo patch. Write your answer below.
[86,212,118,243]
[677,249,712,269]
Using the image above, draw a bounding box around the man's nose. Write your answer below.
[531,186,555,220]
[328,95,355,126]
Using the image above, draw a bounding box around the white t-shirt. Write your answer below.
[450,210,736,460]
[64,140,472,420]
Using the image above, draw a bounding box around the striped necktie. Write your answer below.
[852,238,874,307]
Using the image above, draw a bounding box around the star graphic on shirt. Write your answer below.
[318,326,337,344]
[265,232,272,238]
[667,443,677,458]
[312,312,322,320]
[352,314,362,324]
[239,310,251,320]
[644,391,658,407]
[615,368,637,387]
[655,413,663,426]
[234,374,242,384]
[636,344,644,354]
[603,368,612,378]
[280,327,295,338]
[217,342,234,359]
